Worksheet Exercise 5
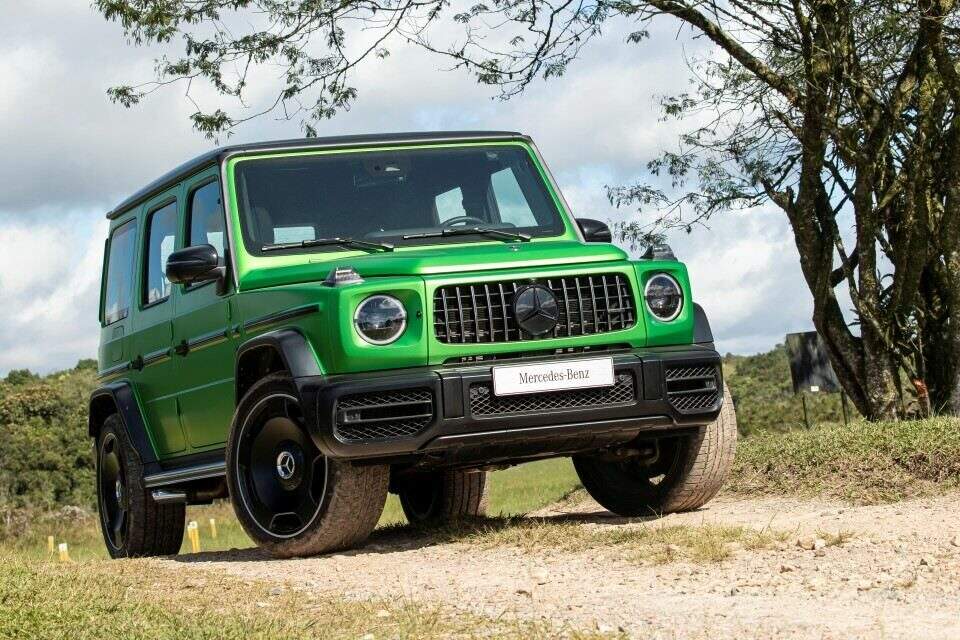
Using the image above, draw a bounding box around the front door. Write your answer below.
[172,173,237,450]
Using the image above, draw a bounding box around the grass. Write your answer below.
[731,416,960,503]
[407,517,787,565]
[6,458,581,561]
[0,552,621,640]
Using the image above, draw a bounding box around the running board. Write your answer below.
[151,490,188,504]
[143,461,226,488]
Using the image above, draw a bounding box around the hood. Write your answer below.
[238,241,629,289]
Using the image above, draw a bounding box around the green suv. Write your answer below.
[90,132,736,558]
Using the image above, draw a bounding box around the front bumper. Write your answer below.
[296,345,723,465]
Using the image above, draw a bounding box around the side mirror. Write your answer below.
[166,244,225,290]
[577,218,612,243]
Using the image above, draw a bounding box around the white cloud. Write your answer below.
[0,1,814,372]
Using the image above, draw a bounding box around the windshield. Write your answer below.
[234,145,566,254]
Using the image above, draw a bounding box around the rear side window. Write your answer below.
[102,220,138,325]
[188,181,226,257]
[143,201,178,306]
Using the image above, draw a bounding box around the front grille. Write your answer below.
[434,273,636,344]
[664,365,721,413]
[334,389,433,442]
[470,373,636,417]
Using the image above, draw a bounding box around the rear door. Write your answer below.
[131,192,187,456]
[172,170,237,450]
[98,218,138,376]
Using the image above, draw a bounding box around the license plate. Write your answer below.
[492,357,615,396]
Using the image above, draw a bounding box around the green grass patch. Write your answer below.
[7,458,581,561]
[406,517,785,565]
[0,552,619,640]
[730,416,960,503]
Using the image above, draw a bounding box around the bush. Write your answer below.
[0,367,97,517]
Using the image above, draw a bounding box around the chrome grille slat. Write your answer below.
[434,273,636,344]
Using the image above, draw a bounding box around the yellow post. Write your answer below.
[187,521,200,553]
[57,542,72,563]
[47,536,55,553]
[209,518,218,539]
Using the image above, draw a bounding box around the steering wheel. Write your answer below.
[441,215,487,228]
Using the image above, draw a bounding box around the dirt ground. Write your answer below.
[158,492,960,639]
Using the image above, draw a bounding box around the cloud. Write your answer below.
[0,1,814,373]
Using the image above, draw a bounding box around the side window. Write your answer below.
[435,187,466,223]
[491,168,538,227]
[143,201,178,306]
[188,181,226,259]
[102,220,138,325]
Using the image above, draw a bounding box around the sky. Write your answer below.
[0,1,820,375]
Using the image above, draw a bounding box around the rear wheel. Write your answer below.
[398,469,489,526]
[226,374,389,558]
[573,383,737,516]
[96,415,185,558]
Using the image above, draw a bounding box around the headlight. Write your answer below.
[644,274,683,321]
[354,295,407,344]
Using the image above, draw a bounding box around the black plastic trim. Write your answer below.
[298,345,722,462]
[236,327,323,380]
[89,383,158,466]
[143,461,226,488]
[692,303,714,344]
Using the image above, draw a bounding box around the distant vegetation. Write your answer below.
[723,344,853,435]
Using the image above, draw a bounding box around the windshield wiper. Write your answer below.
[261,237,394,253]
[402,227,531,242]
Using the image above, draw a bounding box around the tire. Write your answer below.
[398,469,489,526]
[573,383,737,516]
[226,374,389,558]
[96,414,185,558]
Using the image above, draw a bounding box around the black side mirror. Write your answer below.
[577,218,612,243]
[166,244,225,291]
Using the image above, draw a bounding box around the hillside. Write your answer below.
[723,344,851,434]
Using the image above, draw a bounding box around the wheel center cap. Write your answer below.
[276,450,297,480]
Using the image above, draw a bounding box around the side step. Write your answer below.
[151,490,188,504]
[143,461,226,488]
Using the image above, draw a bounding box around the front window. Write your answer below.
[234,145,565,254]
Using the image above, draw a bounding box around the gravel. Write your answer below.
[157,491,960,639]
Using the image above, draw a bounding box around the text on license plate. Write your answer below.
[492,357,615,396]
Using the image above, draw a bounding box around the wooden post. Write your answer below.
[801,393,811,429]
[840,392,849,426]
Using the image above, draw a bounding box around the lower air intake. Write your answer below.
[664,364,722,414]
[334,389,433,443]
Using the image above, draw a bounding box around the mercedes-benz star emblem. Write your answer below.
[276,451,296,481]
[514,284,559,336]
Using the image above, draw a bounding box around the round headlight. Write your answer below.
[644,274,683,321]
[354,295,407,344]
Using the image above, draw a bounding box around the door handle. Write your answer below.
[131,356,144,371]
[174,340,189,357]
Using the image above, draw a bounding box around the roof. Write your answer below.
[106,131,529,220]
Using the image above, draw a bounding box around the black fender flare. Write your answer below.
[89,383,158,466]
[692,303,715,345]
[235,328,322,399]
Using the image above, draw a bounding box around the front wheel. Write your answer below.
[573,383,737,516]
[226,374,389,558]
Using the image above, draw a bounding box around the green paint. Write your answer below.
[97,136,698,461]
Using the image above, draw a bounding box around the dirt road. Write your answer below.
[159,492,960,639]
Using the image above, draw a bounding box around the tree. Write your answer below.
[96,0,960,418]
